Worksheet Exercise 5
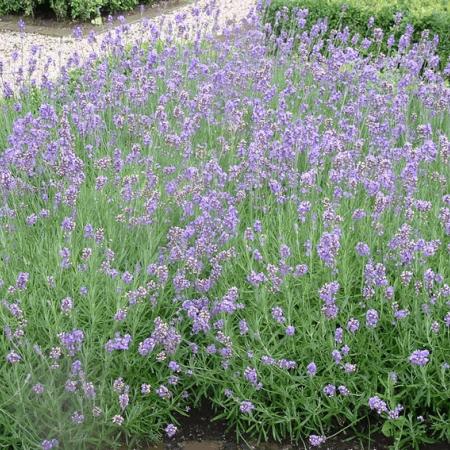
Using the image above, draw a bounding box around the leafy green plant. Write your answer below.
[70,0,101,20]
[106,0,140,14]
[50,0,68,19]
[0,0,44,16]
[0,0,156,20]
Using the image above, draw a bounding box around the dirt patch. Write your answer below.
[124,401,449,450]
[145,402,382,449]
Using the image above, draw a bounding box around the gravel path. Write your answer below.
[0,0,257,93]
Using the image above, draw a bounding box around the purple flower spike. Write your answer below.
[409,349,430,366]
[240,400,255,413]
[309,435,326,447]
[165,423,177,438]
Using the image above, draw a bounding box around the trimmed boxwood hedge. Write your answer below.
[0,0,157,20]
[264,0,450,69]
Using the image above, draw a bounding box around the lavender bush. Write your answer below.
[0,1,449,449]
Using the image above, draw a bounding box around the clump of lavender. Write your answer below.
[0,3,449,449]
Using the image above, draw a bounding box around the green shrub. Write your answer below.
[70,0,102,20]
[265,0,450,68]
[50,0,69,19]
[106,0,140,14]
[0,0,155,20]
[0,1,44,16]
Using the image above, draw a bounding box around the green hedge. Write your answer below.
[264,0,450,68]
[0,0,156,20]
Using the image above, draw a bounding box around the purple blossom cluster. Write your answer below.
[58,330,84,356]
[369,396,404,420]
[138,317,181,356]
[409,349,430,367]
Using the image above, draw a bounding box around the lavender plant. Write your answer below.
[0,1,449,449]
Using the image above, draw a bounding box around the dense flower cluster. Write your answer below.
[0,0,449,449]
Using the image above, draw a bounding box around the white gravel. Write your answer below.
[0,0,258,93]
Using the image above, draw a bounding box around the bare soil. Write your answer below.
[125,401,449,450]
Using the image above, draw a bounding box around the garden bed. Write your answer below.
[0,1,449,450]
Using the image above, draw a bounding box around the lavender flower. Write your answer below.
[271,306,285,323]
[60,297,73,314]
[244,367,259,386]
[105,333,132,352]
[388,405,404,420]
[165,424,177,438]
[58,330,84,356]
[285,325,295,336]
[156,385,171,399]
[309,435,326,447]
[113,378,126,394]
[168,361,180,372]
[15,272,29,290]
[338,385,350,396]
[240,400,255,413]
[409,349,430,366]
[369,396,388,414]
[355,242,370,257]
[224,388,233,398]
[112,415,124,426]
[323,384,336,397]
[65,380,77,393]
[347,318,360,333]
[293,264,308,277]
[32,383,45,394]
[82,382,96,399]
[366,309,379,328]
[119,393,129,410]
[331,350,342,364]
[41,439,59,450]
[317,228,341,267]
[114,309,127,321]
[239,319,249,335]
[71,411,84,424]
[307,362,317,376]
[6,351,21,364]
[61,217,75,233]
[71,360,82,376]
